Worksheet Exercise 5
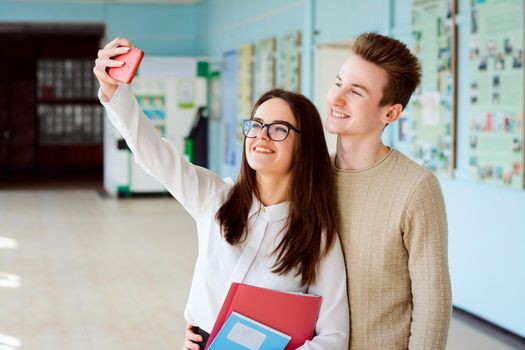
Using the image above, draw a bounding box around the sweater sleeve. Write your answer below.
[298,236,350,350]
[403,172,452,350]
[100,85,228,219]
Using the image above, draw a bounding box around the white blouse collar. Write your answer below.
[248,195,289,223]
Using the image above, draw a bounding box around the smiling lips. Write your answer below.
[331,109,350,119]
[253,146,275,154]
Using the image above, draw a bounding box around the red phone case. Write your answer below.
[107,47,144,84]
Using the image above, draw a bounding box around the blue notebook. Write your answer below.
[207,311,291,350]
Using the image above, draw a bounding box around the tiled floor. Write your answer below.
[0,190,522,350]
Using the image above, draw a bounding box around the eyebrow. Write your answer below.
[253,117,293,125]
[336,75,370,94]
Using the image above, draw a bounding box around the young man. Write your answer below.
[186,32,452,350]
[325,32,452,349]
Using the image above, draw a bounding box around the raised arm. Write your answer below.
[299,236,349,350]
[403,173,452,350]
[94,37,228,219]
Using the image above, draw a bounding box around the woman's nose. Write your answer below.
[256,125,270,140]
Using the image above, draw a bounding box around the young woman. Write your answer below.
[94,37,349,350]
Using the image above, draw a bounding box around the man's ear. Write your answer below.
[381,103,403,124]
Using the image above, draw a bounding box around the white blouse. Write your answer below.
[100,85,349,349]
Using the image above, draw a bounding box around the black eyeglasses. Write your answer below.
[242,119,300,142]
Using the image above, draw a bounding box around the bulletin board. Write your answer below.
[278,32,301,92]
[255,37,276,99]
[238,44,254,142]
[403,0,457,175]
[468,0,524,188]
[222,50,238,166]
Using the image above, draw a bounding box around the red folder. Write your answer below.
[205,283,322,350]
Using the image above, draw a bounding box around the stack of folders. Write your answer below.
[205,283,322,350]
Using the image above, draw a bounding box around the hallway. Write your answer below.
[0,190,521,349]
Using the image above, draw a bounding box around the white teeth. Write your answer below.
[254,147,274,154]
[332,110,349,118]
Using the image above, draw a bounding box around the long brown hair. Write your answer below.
[216,89,337,287]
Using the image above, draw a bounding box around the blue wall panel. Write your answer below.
[0,0,199,56]
[196,0,304,62]
[314,0,391,44]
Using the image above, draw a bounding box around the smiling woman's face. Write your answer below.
[244,97,299,177]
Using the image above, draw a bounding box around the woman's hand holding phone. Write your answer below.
[93,37,133,101]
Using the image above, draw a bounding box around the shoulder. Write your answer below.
[214,177,240,207]
[391,149,427,174]
[388,150,444,214]
[189,170,236,216]
[391,149,440,189]
[393,158,445,226]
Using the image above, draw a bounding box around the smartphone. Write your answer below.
[107,47,144,84]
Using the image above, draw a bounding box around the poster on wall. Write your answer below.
[278,32,301,92]
[468,0,524,188]
[177,78,195,109]
[136,95,166,136]
[237,44,254,142]
[403,0,456,175]
[255,37,275,99]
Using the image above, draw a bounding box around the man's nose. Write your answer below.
[327,86,346,106]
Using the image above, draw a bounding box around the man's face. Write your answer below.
[325,54,390,138]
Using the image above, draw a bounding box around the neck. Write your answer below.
[335,134,390,171]
[255,172,291,206]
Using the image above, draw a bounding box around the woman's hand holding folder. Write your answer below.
[184,323,203,350]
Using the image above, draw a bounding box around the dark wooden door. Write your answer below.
[0,24,104,181]
[10,79,37,172]
[0,37,37,175]
[0,60,9,174]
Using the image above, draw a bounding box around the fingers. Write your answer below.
[103,37,132,50]
[97,45,131,60]
[183,323,202,350]
[183,339,200,350]
[96,57,124,68]
[93,47,129,86]
[92,64,119,85]
[185,324,203,343]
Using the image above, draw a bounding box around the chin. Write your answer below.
[247,158,268,172]
[325,123,337,135]
[325,119,344,135]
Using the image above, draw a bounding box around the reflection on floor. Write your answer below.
[0,190,522,350]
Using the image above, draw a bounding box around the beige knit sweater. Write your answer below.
[333,148,452,350]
